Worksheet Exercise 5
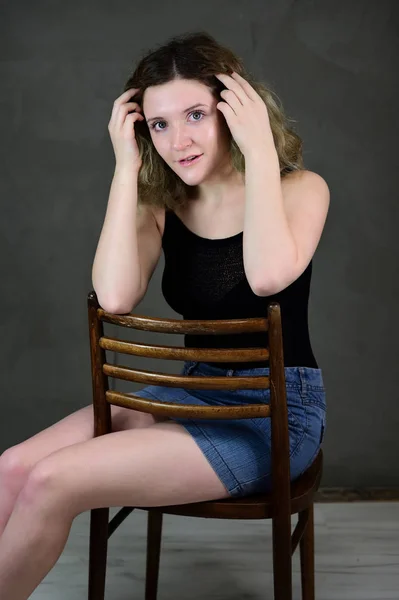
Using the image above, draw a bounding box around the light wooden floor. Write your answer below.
[32,502,399,599]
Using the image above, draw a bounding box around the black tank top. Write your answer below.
[161,209,318,369]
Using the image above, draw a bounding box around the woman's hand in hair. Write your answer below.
[108,88,145,171]
[214,72,275,158]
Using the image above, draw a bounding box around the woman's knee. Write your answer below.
[0,403,166,489]
[0,446,31,492]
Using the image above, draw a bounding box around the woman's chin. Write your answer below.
[177,167,207,184]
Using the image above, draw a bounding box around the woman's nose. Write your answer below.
[172,125,191,149]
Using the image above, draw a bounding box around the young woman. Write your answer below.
[0,31,330,598]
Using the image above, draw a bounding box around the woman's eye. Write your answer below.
[151,111,204,132]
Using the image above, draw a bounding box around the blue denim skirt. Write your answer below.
[132,361,327,498]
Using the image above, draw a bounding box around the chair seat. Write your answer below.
[138,450,323,520]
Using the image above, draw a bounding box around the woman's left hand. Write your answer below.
[215,71,275,157]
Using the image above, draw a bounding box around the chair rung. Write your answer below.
[98,310,268,334]
[108,507,135,539]
[291,510,309,555]
[99,336,269,362]
[105,390,271,419]
[103,365,270,390]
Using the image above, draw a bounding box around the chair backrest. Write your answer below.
[87,290,291,511]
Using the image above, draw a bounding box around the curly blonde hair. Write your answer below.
[122,31,305,211]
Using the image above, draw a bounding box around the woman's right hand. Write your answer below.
[108,88,145,171]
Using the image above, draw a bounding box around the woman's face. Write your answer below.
[142,78,231,185]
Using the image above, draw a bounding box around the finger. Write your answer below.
[230,72,258,102]
[216,73,248,105]
[115,104,142,130]
[111,88,140,119]
[124,101,142,112]
[217,101,235,120]
[220,90,242,114]
[119,87,140,102]
[112,100,141,130]
[124,112,144,130]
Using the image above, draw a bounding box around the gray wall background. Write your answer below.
[1,1,398,488]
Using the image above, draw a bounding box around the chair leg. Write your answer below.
[88,507,109,600]
[272,514,293,600]
[299,504,315,600]
[145,510,163,600]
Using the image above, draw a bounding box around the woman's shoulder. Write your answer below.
[150,200,188,237]
[282,168,328,188]
[150,204,167,237]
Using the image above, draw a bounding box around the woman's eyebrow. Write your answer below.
[146,103,209,123]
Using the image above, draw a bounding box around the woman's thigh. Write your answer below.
[21,421,231,515]
[1,398,169,475]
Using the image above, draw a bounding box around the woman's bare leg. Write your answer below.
[0,399,168,537]
[0,421,230,599]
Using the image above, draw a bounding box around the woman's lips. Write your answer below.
[178,154,203,167]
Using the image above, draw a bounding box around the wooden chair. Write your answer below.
[87,290,323,600]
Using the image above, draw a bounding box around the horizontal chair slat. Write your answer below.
[98,310,268,334]
[105,390,271,419]
[99,337,269,362]
[102,365,270,390]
